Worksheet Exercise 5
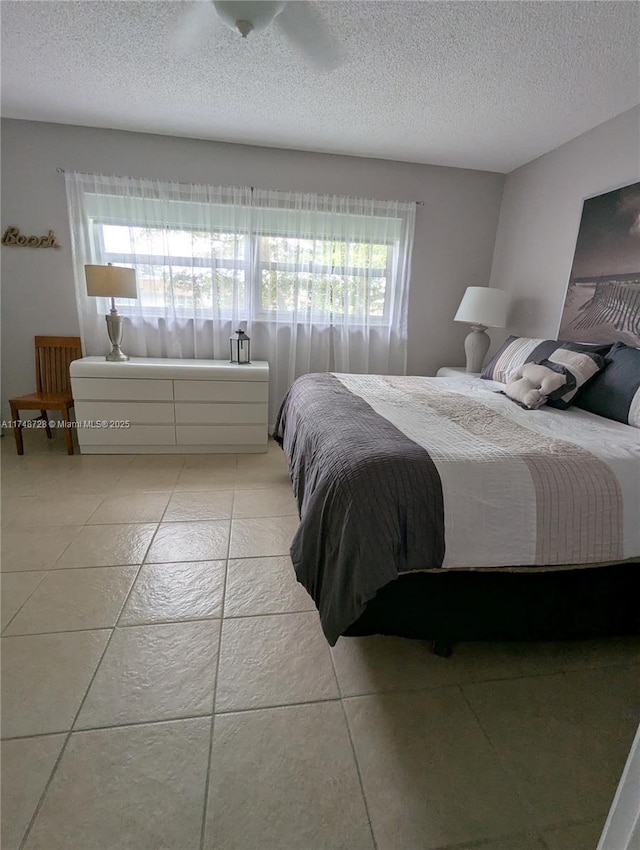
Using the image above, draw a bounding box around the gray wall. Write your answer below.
[0,119,504,417]
[489,106,640,345]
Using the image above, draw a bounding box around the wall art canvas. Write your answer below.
[558,182,640,345]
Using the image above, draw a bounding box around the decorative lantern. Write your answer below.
[230,328,251,364]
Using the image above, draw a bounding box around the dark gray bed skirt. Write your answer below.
[343,562,640,645]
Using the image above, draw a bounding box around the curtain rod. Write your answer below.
[56,168,425,205]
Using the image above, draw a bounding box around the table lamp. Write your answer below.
[454,286,509,373]
[85,264,138,362]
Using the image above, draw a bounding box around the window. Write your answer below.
[67,173,415,415]
[97,223,249,316]
[87,194,404,324]
[257,236,390,320]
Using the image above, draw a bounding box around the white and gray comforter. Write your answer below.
[274,372,640,644]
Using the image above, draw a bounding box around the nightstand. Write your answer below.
[436,366,481,378]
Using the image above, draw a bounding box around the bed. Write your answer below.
[274,349,640,652]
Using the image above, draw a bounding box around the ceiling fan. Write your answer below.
[175,0,345,70]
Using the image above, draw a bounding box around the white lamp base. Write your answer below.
[464,325,490,373]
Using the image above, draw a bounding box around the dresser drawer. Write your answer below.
[72,377,174,401]
[75,401,175,425]
[175,402,266,425]
[176,425,267,446]
[174,381,268,403]
[77,425,176,446]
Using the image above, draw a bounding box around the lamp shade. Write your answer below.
[85,264,138,299]
[454,286,508,328]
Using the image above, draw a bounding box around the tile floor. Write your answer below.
[1,430,639,850]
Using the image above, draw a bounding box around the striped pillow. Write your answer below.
[482,336,549,384]
[575,343,640,427]
[482,336,608,407]
[544,348,606,409]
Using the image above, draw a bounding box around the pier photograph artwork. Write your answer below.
[559,182,640,345]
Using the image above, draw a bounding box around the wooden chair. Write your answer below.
[9,336,83,456]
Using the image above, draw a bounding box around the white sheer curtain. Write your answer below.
[251,188,415,422]
[66,172,416,423]
[65,172,251,361]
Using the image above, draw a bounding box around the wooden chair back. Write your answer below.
[34,336,83,396]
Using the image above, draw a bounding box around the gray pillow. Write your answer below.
[575,342,640,427]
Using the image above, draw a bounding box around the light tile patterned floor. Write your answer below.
[1,431,639,850]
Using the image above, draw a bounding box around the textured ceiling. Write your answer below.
[1,0,638,173]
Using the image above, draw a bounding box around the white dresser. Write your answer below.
[70,357,269,453]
